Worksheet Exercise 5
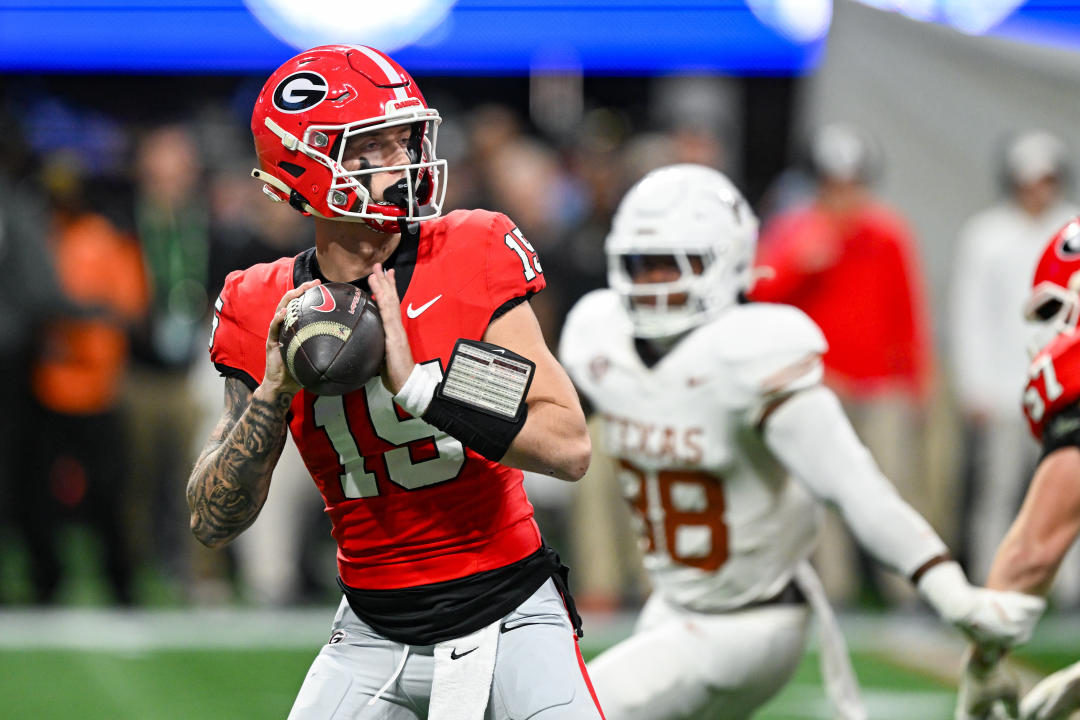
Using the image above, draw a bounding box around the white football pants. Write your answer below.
[588,592,810,720]
[288,579,605,719]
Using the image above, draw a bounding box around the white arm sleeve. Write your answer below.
[762,385,947,578]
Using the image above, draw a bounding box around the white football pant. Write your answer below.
[588,592,810,720]
[288,579,605,719]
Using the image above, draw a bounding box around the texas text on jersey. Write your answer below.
[210,208,554,642]
[561,289,827,611]
[1024,327,1080,454]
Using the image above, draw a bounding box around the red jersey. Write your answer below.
[209,209,547,590]
[1023,329,1080,442]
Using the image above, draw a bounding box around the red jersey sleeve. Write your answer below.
[1024,331,1080,442]
[208,259,295,387]
[483,212,546,310]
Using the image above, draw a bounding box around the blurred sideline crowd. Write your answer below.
[0,77,1076,615]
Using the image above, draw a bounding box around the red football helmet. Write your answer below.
[250,44,446,233]
[1025,217,1080,348]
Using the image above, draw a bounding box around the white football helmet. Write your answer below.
[605,164,759,338]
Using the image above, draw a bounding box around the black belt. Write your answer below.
[748,579,807,608]
[338,543,564,646]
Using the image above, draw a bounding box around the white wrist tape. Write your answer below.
[918,560,1047,649]
[394,362,441,417]
[916,560,971,622]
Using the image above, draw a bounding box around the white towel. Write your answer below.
[794,561,868,720]
[429,619,501,720]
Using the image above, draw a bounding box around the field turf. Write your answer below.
[2,609,1076,719]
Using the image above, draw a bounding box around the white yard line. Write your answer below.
[825,611,1057,692]
[766,682,957,719]
[0,608,336,650]
[0,608,1075,671]
[0,608,640,651]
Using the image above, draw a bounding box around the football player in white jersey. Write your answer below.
[559,164,1047,720]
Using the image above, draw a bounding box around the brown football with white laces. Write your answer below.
[278,282,385,395]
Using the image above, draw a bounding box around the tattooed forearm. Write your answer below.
[186,379,294,548]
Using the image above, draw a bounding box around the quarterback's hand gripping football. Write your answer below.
[264,280,321,397]
[368,263,415,394]
[955,648,1021,720]
[1020,661,1080,720]
[917,562,1046,648]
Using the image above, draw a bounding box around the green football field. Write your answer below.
[1,609,1076,719]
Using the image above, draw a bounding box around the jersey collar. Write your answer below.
[292,221,420,299]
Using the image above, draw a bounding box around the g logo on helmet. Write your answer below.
[1059,222,1080,258]
[273,72,328,113]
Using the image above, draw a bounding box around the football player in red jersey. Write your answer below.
[956,218,1080,720]
[185,45,600,720]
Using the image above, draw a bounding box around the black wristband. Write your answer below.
[910,553,953,585]
[422,394,528,461]
[420,339,534,461]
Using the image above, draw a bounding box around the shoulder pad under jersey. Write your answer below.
[428,208,546,305]
[559,289,629,381]
[705,303,828,401]
[1025,329,1080,441]
[209,257,295,383]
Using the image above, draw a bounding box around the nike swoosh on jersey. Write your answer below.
[499,621,547,634]
[450,646,478,659]
[406,294,443,319]
[1053,416,1080,436]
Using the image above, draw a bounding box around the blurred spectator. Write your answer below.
[205,164,313,297]
[22,151,147,604]
[485,137,581,341]
[132,124,210,366]
[752,122,935,606]
[948,130,1080,601]
[124,124,215,600]
[649,75,735,171]
[557,115,652,611]
[0,135,95,602]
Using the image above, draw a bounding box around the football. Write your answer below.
[278,282,385,395]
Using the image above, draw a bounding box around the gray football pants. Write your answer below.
[288,579,606,719]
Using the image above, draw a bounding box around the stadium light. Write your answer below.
[244,0,457,52]
[746,0,832,43]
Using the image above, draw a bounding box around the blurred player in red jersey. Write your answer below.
[956,217,1080,720]
[185,45,600,720]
